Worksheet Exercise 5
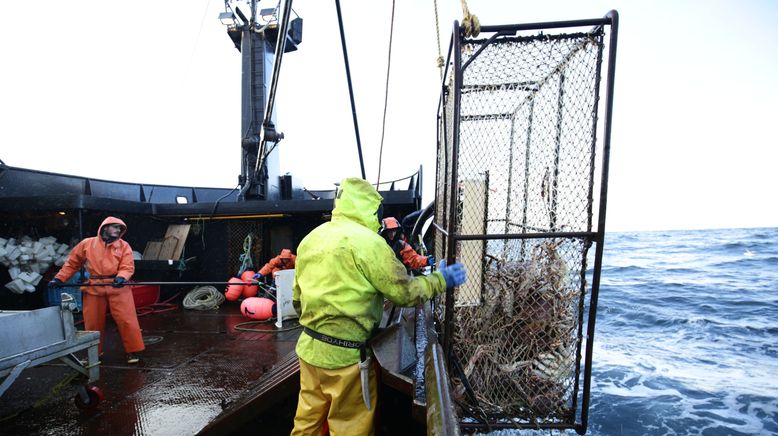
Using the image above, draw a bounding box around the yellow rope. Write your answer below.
[460,0,480,38]
[1,370,81,422]
[433,0,444,79]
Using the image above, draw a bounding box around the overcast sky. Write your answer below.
[1,1,776,232]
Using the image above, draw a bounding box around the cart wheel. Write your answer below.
[74,385,104,409]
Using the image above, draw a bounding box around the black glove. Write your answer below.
[48,278,64,288]
[112,277,126,288]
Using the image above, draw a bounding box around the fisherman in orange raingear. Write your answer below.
[49,217,145,364]
[379,217,434,272]
[253,248,296,282]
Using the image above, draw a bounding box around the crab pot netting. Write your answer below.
[434,27,608,427]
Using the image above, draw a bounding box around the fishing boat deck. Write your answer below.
[0,303,301,435]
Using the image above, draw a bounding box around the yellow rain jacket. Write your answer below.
[293,178,447,369]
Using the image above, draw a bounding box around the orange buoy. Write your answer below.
[225,277,244,302]
[240,270,259,298]
[240,297,276,320]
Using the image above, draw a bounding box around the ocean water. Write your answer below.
[587,227,778,435]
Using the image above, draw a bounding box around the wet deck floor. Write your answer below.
[0,304,301,435]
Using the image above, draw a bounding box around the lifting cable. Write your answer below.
[334,0,366,179]
[375,0,397,189]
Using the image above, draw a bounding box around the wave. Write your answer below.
[710,256,778,269]
[580,227,778,435]
[601,264,649,274]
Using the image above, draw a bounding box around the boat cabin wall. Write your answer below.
[0,209,331,310]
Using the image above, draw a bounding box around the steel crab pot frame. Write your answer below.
[432,10,619,434]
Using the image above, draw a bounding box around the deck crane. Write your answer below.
[219,0,301,200]
[220,0,369,200]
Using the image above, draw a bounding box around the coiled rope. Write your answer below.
[182,286,225,311]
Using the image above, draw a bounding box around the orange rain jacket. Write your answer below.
[56,216,135,292]
[393,239,430,270]
[258,248,297,276]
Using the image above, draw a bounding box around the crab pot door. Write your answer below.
[456,177,488,307]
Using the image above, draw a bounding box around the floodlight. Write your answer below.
[259,8,276,23]
[218,11,236,26]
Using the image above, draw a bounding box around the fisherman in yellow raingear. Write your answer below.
[290,177,467,435]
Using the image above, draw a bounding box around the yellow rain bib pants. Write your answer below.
[291,358,377,436]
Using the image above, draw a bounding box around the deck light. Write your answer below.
[259,8,276,24]
[218,11,236,26]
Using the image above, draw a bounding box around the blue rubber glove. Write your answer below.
[438,260,467,287]
[112,277,126,288]
[426,255,436,267]
[253,273,262,281]
[48,278,64,288]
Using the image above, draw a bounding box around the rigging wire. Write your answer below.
[188,0,213,74]
[375,0,396,189]
[334,0,366,179]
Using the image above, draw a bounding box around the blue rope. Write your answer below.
[237,235,254,276]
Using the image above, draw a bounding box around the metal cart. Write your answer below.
[0,293,102,408]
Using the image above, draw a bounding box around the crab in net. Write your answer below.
[450,239,580,420]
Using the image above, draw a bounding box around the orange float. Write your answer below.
[240,297,276,320]
[225,277,244,302]
[240,270,259,298]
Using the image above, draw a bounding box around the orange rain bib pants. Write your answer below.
[83,284,145,354]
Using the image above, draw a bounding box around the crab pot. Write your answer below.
[432,12,619,434]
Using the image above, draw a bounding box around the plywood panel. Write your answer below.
[162,224,191,260]
[143,241,162,260]
[157,236,180,260]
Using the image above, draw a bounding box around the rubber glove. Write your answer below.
[426,255,436,267]
[112,277,126,288]
[438,260,467,287]
[48,278,64,288]
[253,273,263,281]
